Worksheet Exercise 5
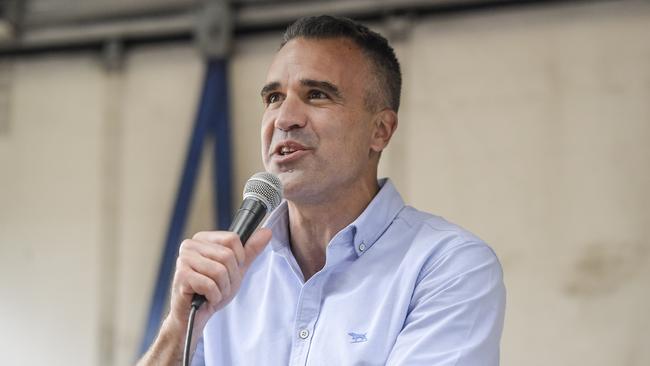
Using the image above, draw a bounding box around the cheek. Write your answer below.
[260,115,274,147]
[340,116,374,153]
[321,123,369,162]
[259,120,274,169]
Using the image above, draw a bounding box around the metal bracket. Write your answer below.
[0,59,11,135]
[194,0,233,59]
[1,0,25,40]
[102,38,124,72]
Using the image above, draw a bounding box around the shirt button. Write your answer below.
[298,329,310,339]
[359,243,366,252]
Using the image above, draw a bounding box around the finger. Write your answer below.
[177,241,233,300]
[192,231,245,266]
[178,268,223,306]
[242,228,273,269]
[179,239,244,300]
[184,250,232,299]
[185,239,241,278]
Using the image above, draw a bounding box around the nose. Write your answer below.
[274,94,307,131]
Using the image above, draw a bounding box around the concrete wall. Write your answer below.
[0,1,648,365]
[0,54,105,365]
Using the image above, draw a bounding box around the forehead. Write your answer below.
[265,37,371,89]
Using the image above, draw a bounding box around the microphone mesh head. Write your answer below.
[243,172,283,211]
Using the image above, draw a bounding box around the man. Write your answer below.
[139,15,505,366]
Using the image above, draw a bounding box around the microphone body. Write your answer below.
[228,197,268,245]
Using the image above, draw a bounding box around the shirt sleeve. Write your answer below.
[190,337,206,366]
[385,242,506,366]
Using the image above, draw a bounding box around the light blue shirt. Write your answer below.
[193,179,505,365]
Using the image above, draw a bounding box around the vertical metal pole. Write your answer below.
[211,58,233,230]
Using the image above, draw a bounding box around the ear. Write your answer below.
[369,109,398,153]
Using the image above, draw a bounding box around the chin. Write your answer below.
[274,170,318,203]
[275,169,301,190]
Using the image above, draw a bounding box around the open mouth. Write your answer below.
[279,145,297,156]
[274,141,307,157]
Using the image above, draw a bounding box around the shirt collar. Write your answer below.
[263,200,290,253]
[347,178,404,256]
[263,178,405,257]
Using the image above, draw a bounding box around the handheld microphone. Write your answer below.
[191,172,283,308]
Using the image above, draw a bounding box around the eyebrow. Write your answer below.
[260,81,281,98]
[259,79,343,100]
[300,79,343,100]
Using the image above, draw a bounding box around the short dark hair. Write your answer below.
[281,15,402,112]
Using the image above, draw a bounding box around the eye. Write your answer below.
[307,90,328,100]
[265,92,283,105]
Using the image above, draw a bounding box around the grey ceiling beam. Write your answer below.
[18,12,195,48]
[236,0,512,28]
[0,0,595,55]
[24,0,199,28]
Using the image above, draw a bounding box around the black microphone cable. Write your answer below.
[182,299,201,366]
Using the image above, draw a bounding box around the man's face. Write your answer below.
[260,37,378,203]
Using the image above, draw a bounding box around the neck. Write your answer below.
[287,176,379,281]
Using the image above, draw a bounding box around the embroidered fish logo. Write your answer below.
[348,332,367,343]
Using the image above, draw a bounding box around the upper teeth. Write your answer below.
[281,146,295,155]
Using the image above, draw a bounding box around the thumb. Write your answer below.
[242,228,272,269]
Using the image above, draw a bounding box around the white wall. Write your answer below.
[0,1,648,365]
[391,3,650,366]
[0,54,105,365]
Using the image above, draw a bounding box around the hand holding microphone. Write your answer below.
[147,172,282,366]
[188,172,283,310]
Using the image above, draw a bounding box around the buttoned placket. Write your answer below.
[289,271,325,365]
[286,231,357,365]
